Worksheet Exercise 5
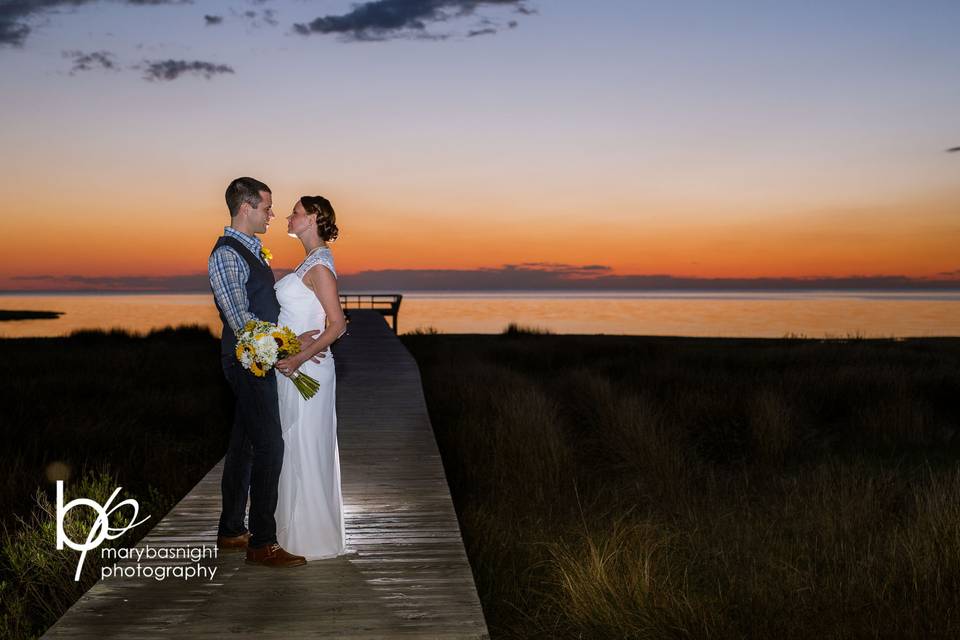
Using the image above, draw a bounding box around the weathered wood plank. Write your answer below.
[43,311,489,639]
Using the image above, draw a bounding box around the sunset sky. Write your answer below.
[1,0,958,291]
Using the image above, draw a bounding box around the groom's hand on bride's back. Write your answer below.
[297,330,326,361]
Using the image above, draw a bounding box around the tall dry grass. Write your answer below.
[403,334,960,639]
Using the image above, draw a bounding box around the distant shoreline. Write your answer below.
[0,310,63,321]
[3,289,960,299]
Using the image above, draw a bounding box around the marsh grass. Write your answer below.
[404,326,441,336]
[503,323,553,336]
[403,334,960,639]
[0,326,230,639]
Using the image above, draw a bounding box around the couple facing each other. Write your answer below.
[208,176,353,568]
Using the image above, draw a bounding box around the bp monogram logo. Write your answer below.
[55,481,151,581]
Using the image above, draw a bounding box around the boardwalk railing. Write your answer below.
[340,293,403,335]
[43,310,488,639]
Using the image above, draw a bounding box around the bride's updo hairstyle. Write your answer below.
[300,196,339,242]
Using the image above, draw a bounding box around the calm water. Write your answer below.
[1,291,959,338]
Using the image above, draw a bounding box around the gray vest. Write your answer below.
[211,235,281,357]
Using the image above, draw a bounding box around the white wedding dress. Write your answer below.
[273,247,349,560]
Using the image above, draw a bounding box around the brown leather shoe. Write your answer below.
[216,531,251,551]
[245,543,307,567]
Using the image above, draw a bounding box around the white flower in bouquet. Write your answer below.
[234,320,321,399]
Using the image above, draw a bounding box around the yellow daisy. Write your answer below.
[281,327,301,354]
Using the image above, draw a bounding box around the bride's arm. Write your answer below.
[277,264,346,374]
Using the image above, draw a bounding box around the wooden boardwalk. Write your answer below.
[44,311,489,639]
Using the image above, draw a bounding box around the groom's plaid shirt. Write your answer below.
[208,226,266,333]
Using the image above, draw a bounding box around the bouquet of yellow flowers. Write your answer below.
[235,320,321,399]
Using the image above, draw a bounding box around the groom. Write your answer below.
[208,177,309,567]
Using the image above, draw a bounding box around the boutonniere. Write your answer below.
[260,247,273,263]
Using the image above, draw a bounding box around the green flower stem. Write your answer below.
[291,371,321,400]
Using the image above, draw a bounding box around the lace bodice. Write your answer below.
[275,247,337,338]
[295,247,336,280]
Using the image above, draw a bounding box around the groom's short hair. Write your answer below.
[225,177,271,217]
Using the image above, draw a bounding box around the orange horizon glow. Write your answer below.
[5,180,957,282]
[3,187,959,289]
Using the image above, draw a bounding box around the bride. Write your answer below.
[273,195,351,560]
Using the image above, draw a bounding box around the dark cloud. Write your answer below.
[497,262,613,277]
[937,269,960,277]
[204,8,277,29]
[62,49,117,74]
[467,27,496,37]
[292,0,534,42]
[0,0,190,47]
[9,273,213,291]
[7,271,289,291]
[574,274,960,292]
[0,17,29,46]
[237,8,277,27]
[140,59,234,81]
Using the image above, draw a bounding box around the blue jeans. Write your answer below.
[218,354,284,549]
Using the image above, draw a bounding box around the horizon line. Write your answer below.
[4,266,960,294]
